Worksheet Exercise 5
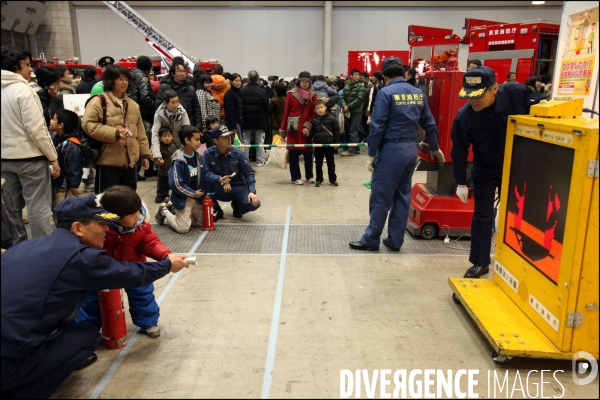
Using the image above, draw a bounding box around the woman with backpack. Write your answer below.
[82,65,152,193]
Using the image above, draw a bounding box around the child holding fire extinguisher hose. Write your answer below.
[75,185,172,338]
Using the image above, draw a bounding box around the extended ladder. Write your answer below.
[103,0,197,72]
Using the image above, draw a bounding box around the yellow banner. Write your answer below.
[557,56,595,96]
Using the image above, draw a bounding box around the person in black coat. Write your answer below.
[75,66,98,94]
[224,73,243,135]
[34,66,64,129]
[127,56,156,126]
[309,99,340,186]
[240,70,269,166]
[155,60,202,130]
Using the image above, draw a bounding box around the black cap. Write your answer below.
[298,71,311,81]
[98,56,115,67]
[54,194,120,222]
[211,124,234,139]
[382,57,403,72]
[458,66,496,99]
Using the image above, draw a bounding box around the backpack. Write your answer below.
[79,94,107,167]
[63,136,94,172]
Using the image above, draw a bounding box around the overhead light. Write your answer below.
[532,1,545,4]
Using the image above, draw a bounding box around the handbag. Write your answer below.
[287,116,300,132]
[286,98,308,132]
[267,137,288,169]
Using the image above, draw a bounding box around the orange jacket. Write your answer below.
[211,75,230,119]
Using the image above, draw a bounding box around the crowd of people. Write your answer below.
[2,43,545,398]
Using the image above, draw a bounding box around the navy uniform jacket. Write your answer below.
[201,146,256,193]
[1,228,172,360]
[367,78,440,157]
[451,83,533,185]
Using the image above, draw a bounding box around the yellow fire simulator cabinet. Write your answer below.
[449,99,599,363]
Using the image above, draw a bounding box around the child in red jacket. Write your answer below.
[75,186,172,338]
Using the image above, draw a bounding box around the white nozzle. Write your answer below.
[184,257,197,265]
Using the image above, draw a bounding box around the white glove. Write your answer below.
[456,185,469,203]
[431,149,445,164]
[366,156,376,172]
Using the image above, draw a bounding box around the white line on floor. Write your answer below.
[261,205,291,399]
[89,231,208,399]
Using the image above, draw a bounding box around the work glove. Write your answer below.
[431,149,445,164]
[456,185,469,203]
[366,156,376,172]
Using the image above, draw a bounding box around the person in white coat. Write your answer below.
[1,46,61,238]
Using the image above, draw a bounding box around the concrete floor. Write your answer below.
[50,151,598,399]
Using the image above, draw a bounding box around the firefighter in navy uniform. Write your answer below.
[0,194,189,399]
[349,57,445,251]
[451,66,537,278]
[201,125,261,218]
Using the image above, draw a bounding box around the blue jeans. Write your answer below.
[346,113,362,154]
[242,129,265,162]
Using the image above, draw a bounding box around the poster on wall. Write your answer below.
[552,2,599,113]
[504,136,574,285]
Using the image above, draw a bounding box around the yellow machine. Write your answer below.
[449,99,599,363]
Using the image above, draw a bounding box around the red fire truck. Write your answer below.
[32,56,103,77]
[467,20,560,83]
[347,50,410,75]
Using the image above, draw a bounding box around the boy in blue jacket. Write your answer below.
[50,109,90,208]
[155,125,204,233]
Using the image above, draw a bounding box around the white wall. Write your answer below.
[76,6,323,77]
[76,5,562,77]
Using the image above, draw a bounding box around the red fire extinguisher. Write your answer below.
[98,289,128,349]
[202,193,216,231]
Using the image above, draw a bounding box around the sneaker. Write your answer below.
[142,325,161,338]
[340,151,354,156]
[293,180,304,185]
[315,181,322,187]
[256,160,268,167]
[330,181,339,186]
[168,205,177,215]
[155,205,167,225]
[137,174,146,181]
[84,183,95,193]
[307,178,315,183]
[164,197,172,207]
[154,195,165,204]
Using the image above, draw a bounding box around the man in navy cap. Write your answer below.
[1,194,190,398]
[451,66,537,278]
[202,125,260,218]
[349,57,445,251]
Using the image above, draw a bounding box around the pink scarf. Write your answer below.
[296,85,311,102]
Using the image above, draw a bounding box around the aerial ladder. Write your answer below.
[103,0,211,74]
